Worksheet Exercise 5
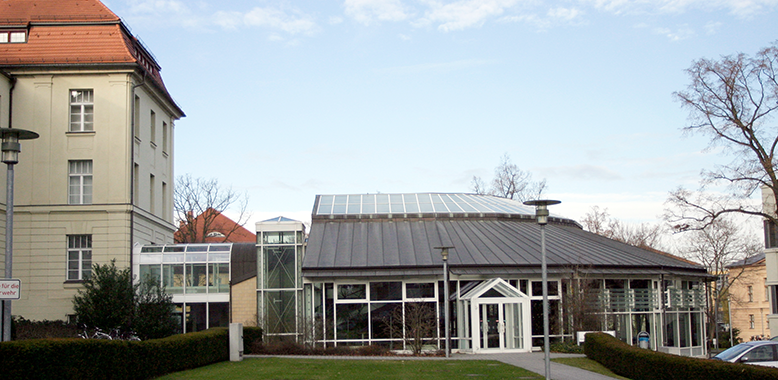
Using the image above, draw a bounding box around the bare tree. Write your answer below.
[382,302,438,354]
[582,206,666,251]
[677,217,760,346]
[173,174,250,243]
[471,154,547,203]
[562,265,605,338]
[665,41,778,230]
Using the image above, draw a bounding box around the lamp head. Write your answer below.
[523,200,561,225]
[434,246,453,261]
[0,128,39,164]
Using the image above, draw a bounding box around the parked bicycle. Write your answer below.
[79,325,141,341]
[79,325,112,340]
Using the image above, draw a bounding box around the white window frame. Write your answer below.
[0,30,26,43]
[67,235,92,281]
[69,160,93,204]
[69,89,94,132]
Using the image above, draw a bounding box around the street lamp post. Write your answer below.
[435,246,453,358]
[1,128,39,342]
[524,199,560,380]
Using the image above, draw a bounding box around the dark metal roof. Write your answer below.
[726,252,766,268]
[302,213,708,278]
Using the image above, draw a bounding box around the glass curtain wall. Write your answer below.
[137,244,231,333]
[258,229,305,339]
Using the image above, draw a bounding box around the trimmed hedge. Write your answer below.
[0,328,230,380]
[242,326,263,353]
[584,332,778,380]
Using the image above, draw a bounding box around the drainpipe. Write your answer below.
[129,72,146,272]
[7,75,16,129]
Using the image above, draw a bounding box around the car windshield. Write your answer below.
[714,344,754,361]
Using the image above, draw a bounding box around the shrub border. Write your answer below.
[584,332,778,380]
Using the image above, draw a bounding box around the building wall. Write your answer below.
[231,277,258,327]
[3,69,178,320]
[729,263,771,340]
[763,187,778,334]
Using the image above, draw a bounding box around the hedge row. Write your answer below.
[0,328,239,380]
[584,332,778,380]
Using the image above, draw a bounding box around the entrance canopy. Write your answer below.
[460,278,527,300]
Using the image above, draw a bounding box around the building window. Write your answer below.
[0,30,26,43]
[150,110,156,145]
[67,235,92,281]
[133,95,140,139]
[748,286,754,302]
[765,220,778,248]
[150,174,156,214]
[69,160,92,204]
[133,163,139,206]
[69,90,94,132]
[162,121,168,154]
[162,181,167,217]
[749,314,755,329]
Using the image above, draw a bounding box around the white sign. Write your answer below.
[0,279,21,300]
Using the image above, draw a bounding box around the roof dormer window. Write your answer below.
[0,30,26,43]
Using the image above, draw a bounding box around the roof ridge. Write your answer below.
[0,0,120,25]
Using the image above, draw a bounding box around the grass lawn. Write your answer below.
[155,357,544,380]
[551,357,631,380]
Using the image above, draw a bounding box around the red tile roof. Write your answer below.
[0,0,183,116]
[0,24,134,64]
[0,0,119,25]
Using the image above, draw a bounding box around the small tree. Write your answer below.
[582,206,666,251]
[73,260,176,339]
[562,266,604,338]
[383,302,438,354]
[133,274,177,339]
[72,260,134,331]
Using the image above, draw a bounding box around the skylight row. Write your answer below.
[315,193,535,216]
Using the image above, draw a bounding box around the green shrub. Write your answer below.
[550,340,584,354]
[242,326,263,353]
[11,317,80,340]
[0,328,228,380]
[584,332,778,380]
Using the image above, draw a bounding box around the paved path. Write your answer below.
[247,352,622,380]
[471,352,620,380]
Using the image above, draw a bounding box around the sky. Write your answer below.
[103,0,777,239]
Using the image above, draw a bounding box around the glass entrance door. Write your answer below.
[479,302,523,350]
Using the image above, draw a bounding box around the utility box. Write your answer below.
[638,331,650,349]
[229,323,244,362]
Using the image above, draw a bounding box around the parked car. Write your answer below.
[712,341,778,368]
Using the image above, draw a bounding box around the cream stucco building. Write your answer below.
[727,253,770,340]
[0,0,183,321]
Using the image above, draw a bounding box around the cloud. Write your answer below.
[704,21,722,34]
[652,24,695,41]
[343,0,411,25]
[581,0,777,17]
[127,0,189,14]
[547,6,583,22]
[214,7,318,35]
[417,0,520,32]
